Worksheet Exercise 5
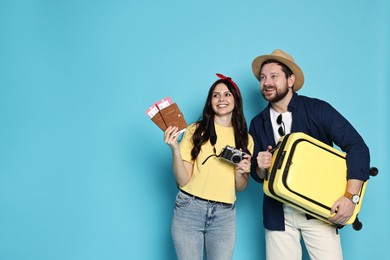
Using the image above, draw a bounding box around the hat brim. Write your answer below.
[252,54,304,91]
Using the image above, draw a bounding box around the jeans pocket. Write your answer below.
[174,191,192,208]
[221,203,236,210]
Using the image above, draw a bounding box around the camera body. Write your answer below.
[220,145,247,164]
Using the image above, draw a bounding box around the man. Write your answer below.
[249,49,370,260]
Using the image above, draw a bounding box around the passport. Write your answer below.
[146,97,187,133]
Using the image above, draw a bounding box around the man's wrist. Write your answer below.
[344,190,360,204]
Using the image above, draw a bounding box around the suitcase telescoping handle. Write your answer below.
[264,169,269,181]
[268,141,282,154]
[264,141,283,180]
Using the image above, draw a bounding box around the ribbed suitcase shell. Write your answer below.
[264,132,366,227]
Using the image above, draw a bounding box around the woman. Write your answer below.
[164,73,254,259]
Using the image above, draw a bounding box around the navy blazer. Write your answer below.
[249,92,370,231]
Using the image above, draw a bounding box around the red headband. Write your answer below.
[216,73,239,95]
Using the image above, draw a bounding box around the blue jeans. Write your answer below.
[172,190,236,260]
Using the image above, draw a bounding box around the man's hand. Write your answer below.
[256,145,273,169]
[328,196,355,225]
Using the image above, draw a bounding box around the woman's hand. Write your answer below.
[236,155,251,175]
[235,155,252,192]
[164,126,181,152]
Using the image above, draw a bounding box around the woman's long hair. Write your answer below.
[191,78,250,160]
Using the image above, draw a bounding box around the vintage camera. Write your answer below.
[220,145,247,164]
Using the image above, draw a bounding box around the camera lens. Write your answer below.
[231,155,242,164]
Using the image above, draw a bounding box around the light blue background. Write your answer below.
[0,1,389,259]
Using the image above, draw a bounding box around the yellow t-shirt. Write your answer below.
[179,123,254,204]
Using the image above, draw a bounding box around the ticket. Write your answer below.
[145,104,159,118]
[156,96,172,110]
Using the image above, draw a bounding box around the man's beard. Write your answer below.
[262,86,289,103]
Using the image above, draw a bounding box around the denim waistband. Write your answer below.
[180,189,233,206]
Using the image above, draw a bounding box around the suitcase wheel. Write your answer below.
[369,167,379,176]
[336,224,344,229]
[352,218,363,231]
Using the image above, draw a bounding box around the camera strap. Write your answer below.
[202,121,223,165]
[201,148,223,165]
[209,120,217,146]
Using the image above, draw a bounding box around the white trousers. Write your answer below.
[265,209,343,260]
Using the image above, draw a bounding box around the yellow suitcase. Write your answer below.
[264,132,377,230]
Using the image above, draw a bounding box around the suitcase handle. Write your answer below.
[264,169,269,181]
[269,140,282,154]
[264,143,285,181]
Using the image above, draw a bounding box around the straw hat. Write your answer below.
[252,49,305,91]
